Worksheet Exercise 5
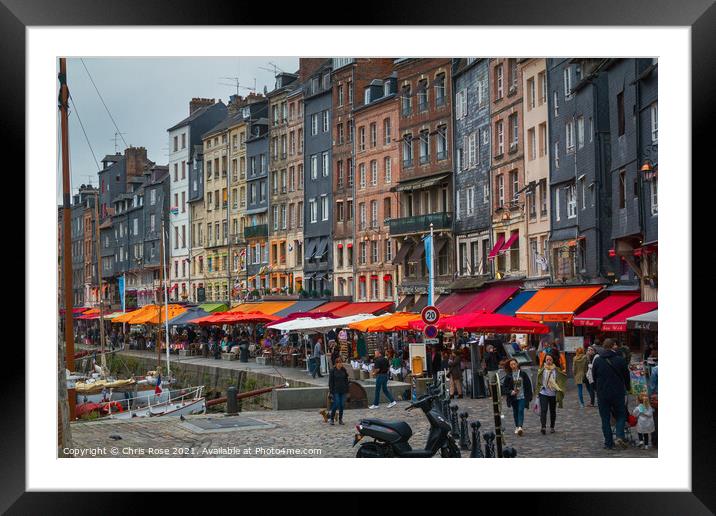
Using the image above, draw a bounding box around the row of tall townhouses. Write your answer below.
[153,57,659,309]
[391,58,454,311]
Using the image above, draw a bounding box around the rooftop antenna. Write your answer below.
[110,132,127,153]
[259,62,285,76]
[219,77,256,96]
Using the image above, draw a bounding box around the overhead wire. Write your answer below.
[80,58,129,150]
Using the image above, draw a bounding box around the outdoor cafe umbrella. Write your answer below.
[167,306,210,326]
[432,311,550,334]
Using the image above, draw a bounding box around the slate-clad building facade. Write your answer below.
[546,58,616,284]
[452,58,492,280]
[302,59,334,296]
[245,103,270,291]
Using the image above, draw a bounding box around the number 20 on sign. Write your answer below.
[421,306,440,325]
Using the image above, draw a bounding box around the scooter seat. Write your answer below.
[361,419,413,440]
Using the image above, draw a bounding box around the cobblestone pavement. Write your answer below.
[69,381,657,459]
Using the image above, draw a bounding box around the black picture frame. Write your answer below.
[6,0,709,512]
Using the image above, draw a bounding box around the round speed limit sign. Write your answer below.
[421,305,440,325]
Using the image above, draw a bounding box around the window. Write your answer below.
[370,160,378,186]
[497,174,504,207]
[539,123,547,157]
[617,91,625,136]
[298,201,303,227]
[359,163,366,188]
[650,178,658,215]
[417,79,428,111]
[437,125,447,160]
[336,124,344,145]
[495,64,504,99]
[322,110,329,133]
[383,197,391,220]
[359,202,366,229]
[509,59,518,91]
[563,67,572,99]
[651,102,658,142]
[553,91,559,117]
[509,113,519,149]
[371,241,378,264]
[435,73,446,106]
[466,187,475,215]
[311,155,318,179]
[419,130,429,163]
[385,239,393,262]
[311,113,319,135]
[566,120,575,153]
[173,136,178,152]
[384,157,392,183]
[456,89,467,119]
[527,77,536,109]
[358,126,366,151]
[509,170,519,201]
[401,84,411,115]
[528,128,536,160]
[337,84,344,106]
[528,189,536,219]
[580,177,586,210]
[468,132,477,167]
[321,195,328,221]
[554,141,560,169]
[359,243,367,265]
[309,199,317,223]
[554,189,560,221]
[618,170,626,209]
[495,120,504,156]
[384,118,391,145]
[322,152,329,177]
[347,159,354,186]
[540,179,548,216]
[336,160,344,187]
[567,184,577,218]
[477,80,485,106]
[336,201,344,222]
[370,123,377,148]
[371,200,378,227]
[455,191,461,220]
[577,116,585,148]
[403,134,413,166]
[273,206,279,230]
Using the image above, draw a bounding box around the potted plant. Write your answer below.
[310,290,319,298]
[322,289,332,297]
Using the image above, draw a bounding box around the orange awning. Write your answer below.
[112,305,152,324]
[228,301,296,315]
[516,286,603,322]
[348,313,393,332]
[127,304,187,325]
[309,301,350,314]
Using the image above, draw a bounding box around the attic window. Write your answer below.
[115,175,120,182]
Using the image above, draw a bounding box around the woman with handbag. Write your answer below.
[502,358,532,436]
[572,347,588,408]
[534,354,567,434]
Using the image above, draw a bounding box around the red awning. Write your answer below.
[436,291,482,316]
[309,301,350,314]
[573,292,640,328]
[488,235,506,260]
[455,284,521,315]
[331,302,394,317]
[499,232,519,253]
[602,302,658,332]
[436,312,550,334]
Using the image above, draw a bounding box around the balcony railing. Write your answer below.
[389,212,453,236]
[244,224,268,239]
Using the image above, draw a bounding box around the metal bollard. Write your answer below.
[226,386,238,415]
[449,404,460,436]
[470,421,483,458]
[503,446,517,458]
[483,431,496,458]
[459,411,471,450]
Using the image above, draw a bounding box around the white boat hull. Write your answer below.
[109,397,206,419]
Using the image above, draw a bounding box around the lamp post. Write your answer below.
[640,143,658,182]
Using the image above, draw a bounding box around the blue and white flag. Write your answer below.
[424,234,434,307]
[118,274,126,312]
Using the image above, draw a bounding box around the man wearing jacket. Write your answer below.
[592,338,631,449]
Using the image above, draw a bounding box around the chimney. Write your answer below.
[189,97,215,115]
[227,94,246,117]
[124,146,149,178]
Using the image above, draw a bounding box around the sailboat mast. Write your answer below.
[163,218,171,379]
[158,219,165,370]
[59,57,74,372]
[94,191,107,370]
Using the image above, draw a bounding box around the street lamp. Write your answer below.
[641,143,658,182]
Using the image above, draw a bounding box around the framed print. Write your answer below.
[5,0,712,512]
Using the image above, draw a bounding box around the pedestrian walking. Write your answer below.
[632,392,656,449]
[483,344,501,385]
[502,358,532,436]
[592,338,631,449]
[369,350,397,409]
[534,354,566,434]
[447,351,463,399]
[585,346,597,406]
[327,357,350,425]
[311,337,325,378]
[572,347,588,408]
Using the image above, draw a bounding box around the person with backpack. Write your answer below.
[592,338,631,449]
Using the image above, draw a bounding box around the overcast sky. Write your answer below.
[60,57,299,196]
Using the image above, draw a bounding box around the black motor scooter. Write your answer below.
[353,394,461,457]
